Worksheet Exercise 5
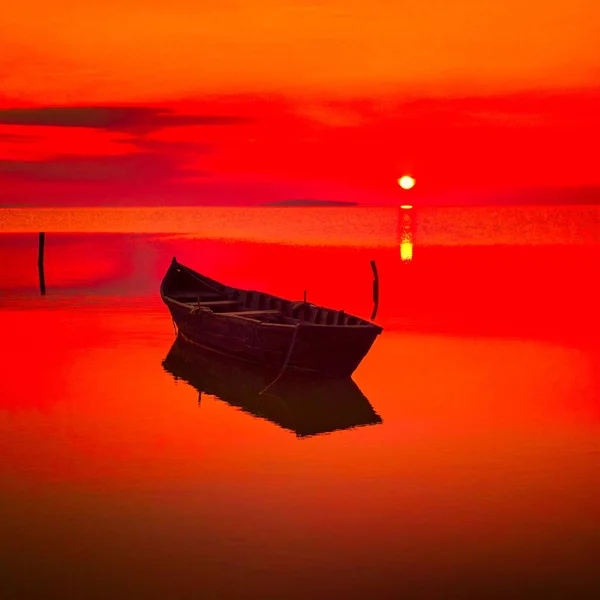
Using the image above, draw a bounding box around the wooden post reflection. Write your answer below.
[370,260,379,320]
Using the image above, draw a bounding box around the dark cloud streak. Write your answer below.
[0,133,41,143]
[116,138,214,154]
[0,152,205,183]
[0,105,253,134]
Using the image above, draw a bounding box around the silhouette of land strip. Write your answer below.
[264,199,358,207]
[162,335,382,438]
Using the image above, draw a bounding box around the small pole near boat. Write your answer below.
[370,260,379,320]
[38,232,46,295]
[303,290,307,302]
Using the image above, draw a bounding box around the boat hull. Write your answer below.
[164,298,380,377]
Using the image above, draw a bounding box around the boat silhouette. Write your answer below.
[160,258,382,378]
[162,335,382,438]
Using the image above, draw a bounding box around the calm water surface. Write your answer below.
[1,207,599,599]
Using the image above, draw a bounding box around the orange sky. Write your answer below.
[2,0,599,101]
[0,1,599,205]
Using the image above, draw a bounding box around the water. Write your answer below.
[1,207,599,599]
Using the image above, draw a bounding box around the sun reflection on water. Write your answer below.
[400,238,413,261]
[399,209,413,262]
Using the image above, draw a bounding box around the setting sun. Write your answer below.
[398,176,416,190]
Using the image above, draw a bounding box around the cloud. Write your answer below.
[0,106,231,190]
[0,132,40,143]
[116,138,214,154]
[0,105,253,134]
[0,151,202,183]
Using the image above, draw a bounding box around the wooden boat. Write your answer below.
[160,257,383,378]
[162,335,382,437]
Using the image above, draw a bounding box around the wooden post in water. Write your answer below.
[38,232,46,295]
[370,260,379,320]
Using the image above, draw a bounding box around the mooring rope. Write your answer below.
[190,305,213,315]
[258,322,301,395]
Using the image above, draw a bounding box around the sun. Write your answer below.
[398,175,416,190]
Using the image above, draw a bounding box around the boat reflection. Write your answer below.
[162,335,382,438]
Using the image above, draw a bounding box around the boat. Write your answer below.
[160,257,383,378]
[162,335,382,437]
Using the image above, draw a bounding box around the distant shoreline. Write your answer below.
[3,202,600,209]
[262,199,359,207]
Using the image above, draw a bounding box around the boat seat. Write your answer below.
[220,310,281,316]
[195,300,239,306]
[173,293,223,301]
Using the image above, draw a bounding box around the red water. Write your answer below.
[1,207,599,599]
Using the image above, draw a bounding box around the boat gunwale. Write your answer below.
[161,259,383,332]
[161,294,379,330]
